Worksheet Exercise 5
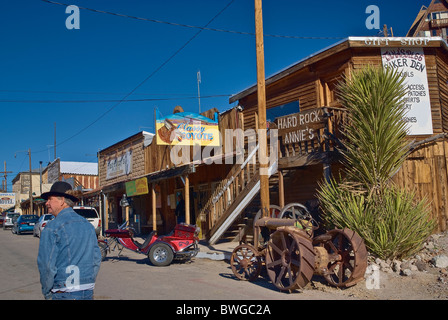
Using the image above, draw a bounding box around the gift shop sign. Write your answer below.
[381,47,433,135]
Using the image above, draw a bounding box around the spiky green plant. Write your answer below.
[337,65,410,193]
[318,178,435,259]
[318,66,436,260]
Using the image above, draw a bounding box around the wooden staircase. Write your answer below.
[199,143,278,245]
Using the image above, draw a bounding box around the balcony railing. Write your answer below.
[430,18,448,28]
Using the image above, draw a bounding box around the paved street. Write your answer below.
[0,228,352,302]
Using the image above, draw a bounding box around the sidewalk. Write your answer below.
[196,240,238,261]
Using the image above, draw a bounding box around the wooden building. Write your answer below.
[95,36,448,242]
[43,158,99,191]
[97,107,243,237]
[227,36,448,237]
[407,0,448,41]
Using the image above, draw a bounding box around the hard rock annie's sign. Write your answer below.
[381,47,433,135]
[276,108,326,144]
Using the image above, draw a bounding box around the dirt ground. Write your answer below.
[306,231,448,300]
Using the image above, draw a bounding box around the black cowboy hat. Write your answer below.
[41,181,79,202]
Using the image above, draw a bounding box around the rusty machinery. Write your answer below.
[230,203,368,292]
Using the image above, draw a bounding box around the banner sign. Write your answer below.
[276,107,326,144]
[381,47,433,135]
[125,177,149,197]
[106,150,132,180]
[156,111,220,146]
[0,193,16,209]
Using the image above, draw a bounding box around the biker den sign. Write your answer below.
[276,108,326,144]
[381,47,433,135]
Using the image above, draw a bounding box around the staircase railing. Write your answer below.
[200,141,278,244]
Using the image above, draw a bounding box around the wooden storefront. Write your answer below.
[229,36,448,234]
[98,106,244,237]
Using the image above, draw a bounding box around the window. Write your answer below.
[267,101,300,122]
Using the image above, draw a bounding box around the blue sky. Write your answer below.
[1,0,425,190]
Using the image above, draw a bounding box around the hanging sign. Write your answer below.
[381,47,433,135]
[156,111,220,146]
[125,177,149,197]
[0,193,15,209]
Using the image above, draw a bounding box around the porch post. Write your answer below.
[185,175,190,224]
[152,183,157,232]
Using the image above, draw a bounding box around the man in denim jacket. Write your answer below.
[37,181,101,300]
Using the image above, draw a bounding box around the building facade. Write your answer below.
[229,36,448,235]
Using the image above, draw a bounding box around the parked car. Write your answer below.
[12,214,39,235]
[3,212,20,230]
[33,214,55,237]
[73,206,101,236]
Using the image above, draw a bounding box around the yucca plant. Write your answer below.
[337,65,410,193]
[318,66,436,260]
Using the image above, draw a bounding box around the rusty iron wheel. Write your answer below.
[265,228,315,291]
[279,203,319,237]
[322,228,368,288]
[230,244,262,282]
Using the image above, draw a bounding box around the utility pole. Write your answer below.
[254,0,270,217]
[1,161,12,192]
[28,149,33,215]
[54,122,57,160]
[197,70,201,113]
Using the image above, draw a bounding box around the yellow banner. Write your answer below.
[156,111,220,147]
[126,177,149,197]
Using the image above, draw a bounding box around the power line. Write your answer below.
[41,0,345,40]
[0,89,203,96]
[0,94,231,104]
[31,0,235,154]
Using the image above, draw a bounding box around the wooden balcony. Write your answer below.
[277,107,348,170]
[431,18,448,28]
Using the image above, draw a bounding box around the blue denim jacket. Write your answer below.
[37,207,101,299]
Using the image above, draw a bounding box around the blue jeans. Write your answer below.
[52,290,94,300]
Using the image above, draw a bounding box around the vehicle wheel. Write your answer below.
[98,242,108,261]
[321,228,368,288]
[230,244,262,281]
[148,243,174,267]
[265,227,315,291]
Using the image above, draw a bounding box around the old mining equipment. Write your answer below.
[230,203,368,292]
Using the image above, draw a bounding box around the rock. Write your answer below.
[401,269,412,276]
[425,241,435,250]
[401,260,411,271]
[432,255,448,269]
[392,260,401,273]
[415,260,428,272]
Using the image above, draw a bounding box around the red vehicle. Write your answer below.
[98,221,200,266]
